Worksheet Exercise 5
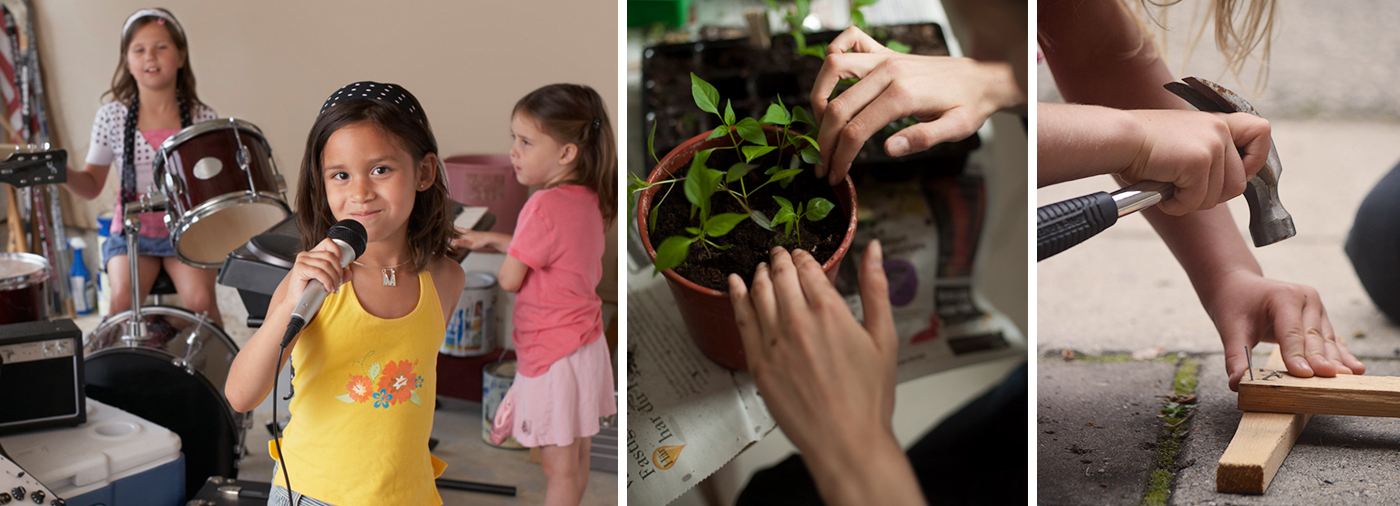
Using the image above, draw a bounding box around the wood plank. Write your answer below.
[1216,346,1310,494]
[1238,371,1400,418]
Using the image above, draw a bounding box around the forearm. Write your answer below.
[806,429,926,506]
[63,164,108,200]
[1037,102,1146,186]
[478,231,513,252]
[1142,206,1262,307]
[225,297,300,412]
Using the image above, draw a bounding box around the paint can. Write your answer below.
[442,271,497,357]
[482,360,523,448]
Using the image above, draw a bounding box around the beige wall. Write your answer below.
[36,0,618,227]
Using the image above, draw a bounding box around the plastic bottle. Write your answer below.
[96,213,112,316]
[69,237,97,315]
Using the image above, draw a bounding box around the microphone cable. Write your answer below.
[273,323,301,506]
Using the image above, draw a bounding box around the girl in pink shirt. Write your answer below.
[455,83,616,506]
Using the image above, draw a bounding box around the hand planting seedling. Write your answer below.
[633,72,838,275]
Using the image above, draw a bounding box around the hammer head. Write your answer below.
[1243,145,1296,247]
[1166,77,1296,247]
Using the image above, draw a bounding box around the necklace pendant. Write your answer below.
[383,268,396,287]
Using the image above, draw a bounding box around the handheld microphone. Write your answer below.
[281,219,367,347]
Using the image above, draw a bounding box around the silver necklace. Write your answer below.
[353,259,411,287]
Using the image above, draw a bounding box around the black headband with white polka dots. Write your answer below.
[319,81,423,121]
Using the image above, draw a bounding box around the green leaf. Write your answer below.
[760,103,792,126]
[793,30,808,52]
[805,198,835,221]
[704,213,749,236]
[800,145,821,165]
[368,362,382,383]
[793,134,820,151]
[335,393,355,404]
[767,168,802,186]
[648,204,661,233]
[684,149,717,208]
[735,118,767,146]
[724,100,736,126]
[742,145,777,163]
[685,227,701,235]
[655,236,695,272]
[761,0,779,10]
[750,209,773,230]
[886,40,912,54]
[726,163,756,182]
[410,390,422,407]
[648,121,659,163]
[772,195,793,212]
[792,106,815,127]
[691,73,720,115]
[705,126,729,141]
[795,0,810,19]
[764,166,782,175]
[851,11,866,31]
[798,45,827,59]
[853,0,878,8]
[712,242,735,251]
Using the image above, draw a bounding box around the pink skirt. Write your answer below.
[508,336,616,448]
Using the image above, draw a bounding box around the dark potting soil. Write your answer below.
[648,146,846,291]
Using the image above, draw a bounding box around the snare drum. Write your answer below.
[0,252,50,324]
[85,306,249,497]
[155,118,289,269]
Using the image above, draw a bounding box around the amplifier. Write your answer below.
[0,319,84,435]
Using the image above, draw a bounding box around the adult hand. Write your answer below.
[810,26,1022,185]
[1119,109,1272,216]
[1205,270,1366,391]
[729,242,922,506]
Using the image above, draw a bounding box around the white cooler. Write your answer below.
[0,399,184,505]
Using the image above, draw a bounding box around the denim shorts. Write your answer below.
[100,233,177,267]
[267,464,336,506]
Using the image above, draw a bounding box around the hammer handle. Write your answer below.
[1037,191,1118,261]
[1038,181,1173,261]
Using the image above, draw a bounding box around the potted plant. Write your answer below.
[631,74,858,370]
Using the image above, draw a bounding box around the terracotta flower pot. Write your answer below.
[636,127,858,370]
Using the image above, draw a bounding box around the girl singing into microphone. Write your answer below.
[226,82,465,506]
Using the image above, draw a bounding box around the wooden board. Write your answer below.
[1238,370,1400,418]
[1216,346,1310,494]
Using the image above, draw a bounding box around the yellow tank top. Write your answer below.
[270,268,447,505]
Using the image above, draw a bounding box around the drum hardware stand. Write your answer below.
[119,190,167,345]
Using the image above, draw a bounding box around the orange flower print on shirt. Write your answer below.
[335,353,425,407]
[346,374,374,403]
[377,359,420,406]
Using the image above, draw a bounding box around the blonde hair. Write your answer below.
[1129,0,1277,90]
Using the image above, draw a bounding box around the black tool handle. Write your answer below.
[1037,191,1119,261]
[435,478,517,496]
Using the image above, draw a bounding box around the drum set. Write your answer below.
[1,118,288,496]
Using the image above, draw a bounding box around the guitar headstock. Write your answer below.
[0,146,66,188]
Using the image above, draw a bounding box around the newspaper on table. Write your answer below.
[625,152,1025,505]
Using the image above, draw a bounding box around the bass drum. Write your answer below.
[85,306,249,499]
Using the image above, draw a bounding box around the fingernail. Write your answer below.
[757,262,768,271]
[887,136,909,157]
[770,246,785,255]
[868,239,883,263]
